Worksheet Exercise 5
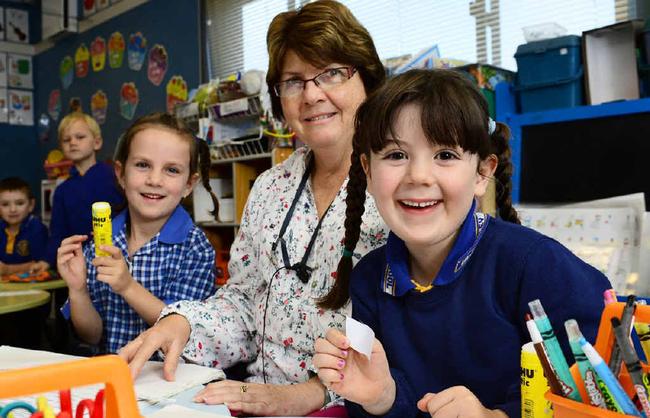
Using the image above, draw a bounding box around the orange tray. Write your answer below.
[0,355,142,418]
[546,302,650,417]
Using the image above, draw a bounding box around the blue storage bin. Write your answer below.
[515,35,583,112]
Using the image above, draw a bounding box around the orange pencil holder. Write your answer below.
[0,355,143,418]
[546,302,650,417]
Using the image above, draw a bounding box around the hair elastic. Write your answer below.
[488,118,497,135]
[342,248,353,258]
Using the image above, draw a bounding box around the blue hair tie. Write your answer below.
[342,248,353,258]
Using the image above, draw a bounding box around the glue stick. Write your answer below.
[92,202,112,257]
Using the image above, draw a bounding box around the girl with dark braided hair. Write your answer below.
[314,69,610,418]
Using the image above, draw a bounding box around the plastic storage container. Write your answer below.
[515,35,583,112]
[545,302,650,417]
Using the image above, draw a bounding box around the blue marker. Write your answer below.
[529,299,582,401]
[580,337,642,417]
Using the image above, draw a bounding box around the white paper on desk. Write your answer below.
[136,361,225,403]
[147,404,231,417]
[0,346,225,404]
[345,316,374,359]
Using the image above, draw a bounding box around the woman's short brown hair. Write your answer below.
[266,0,385,120]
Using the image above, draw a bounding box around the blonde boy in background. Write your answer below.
[0,177,49,275]
[45,112,124,267]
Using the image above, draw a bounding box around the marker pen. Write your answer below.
[580,337,641,417]
[612,317,650,417]
[526,314,563,395]
[565,319,608,409]
[610,295,637,376]
[529,299,581,401]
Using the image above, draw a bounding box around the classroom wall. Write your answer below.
[0,0,200,209]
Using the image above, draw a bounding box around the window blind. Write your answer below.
[205,0,631,78]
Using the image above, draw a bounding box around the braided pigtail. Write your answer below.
[196,138,220,221]
[490,123,520,224]
[318,142,368,310]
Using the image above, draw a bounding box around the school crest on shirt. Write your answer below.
[16,240,30,257]
[382,265,396,296]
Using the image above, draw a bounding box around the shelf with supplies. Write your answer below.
[494,82,650,207]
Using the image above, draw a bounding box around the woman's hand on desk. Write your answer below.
[313,329,396,415]
[192,379,316,417]
[57,235,89,292]
[417,388,508,418]
[118,314,191,380]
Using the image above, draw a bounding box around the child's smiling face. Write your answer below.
[362,103,493,251]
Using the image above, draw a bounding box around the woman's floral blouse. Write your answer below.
[160,147,388,389]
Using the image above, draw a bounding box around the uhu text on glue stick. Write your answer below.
[521,342,553,418]
[92,202,112,257]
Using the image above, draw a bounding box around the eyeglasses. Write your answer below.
[273,66,357,97]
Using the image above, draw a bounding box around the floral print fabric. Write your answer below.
[161,147,387,387]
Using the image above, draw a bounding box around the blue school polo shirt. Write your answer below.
[345,204,611,418]
[0,214,48,264]
[45,162,124,265]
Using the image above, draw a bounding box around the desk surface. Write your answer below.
[0,279,67,291]
[0,290,50,314]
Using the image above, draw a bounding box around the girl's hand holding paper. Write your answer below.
[313,325,396,415]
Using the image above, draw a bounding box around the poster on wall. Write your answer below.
[83,0,96,17]
[0,8,5,41]
[0,53,6,87]
[48,89,61,121]
[147,44,168,86]
[91,36,106,72]
[166,76,188,114]
[120,82,138,120]
[127,32,147,71]
[75,44,90,78]
[91,90,108,124]
[60,56,74,89]
[108,32,125,69]
[7,54,32,89]
[8,89,33,125]
[5,8,29,43]
[97,0,110,11]
[0,89,7,123]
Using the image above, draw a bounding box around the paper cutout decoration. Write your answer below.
[91,36,106,72]
[91,90,108,124]
[108,32,125,69]
[75,44,90,78]
[6,8,29,44]
[69,97,82,113]
[0,53,8,87]
[60,56,74,89]
[7,54,32,88]
[83,0,96,16]
[166,75,188,114]
[127,32,147,71]
[97,0,110,10]
[147,44,168,86]
[48,89,61,121]
[8,89,33,125]
[120,82,139,120]
[0,89,7,123]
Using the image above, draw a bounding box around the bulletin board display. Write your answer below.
[33,0,200,162]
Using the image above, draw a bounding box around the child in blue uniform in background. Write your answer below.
[45,112,124,267]
[57,113,218,354]
[313,69,611,418]
[0,177,48,275]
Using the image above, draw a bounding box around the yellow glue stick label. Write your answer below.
[92,202,112,257]
[521,342,553,418]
